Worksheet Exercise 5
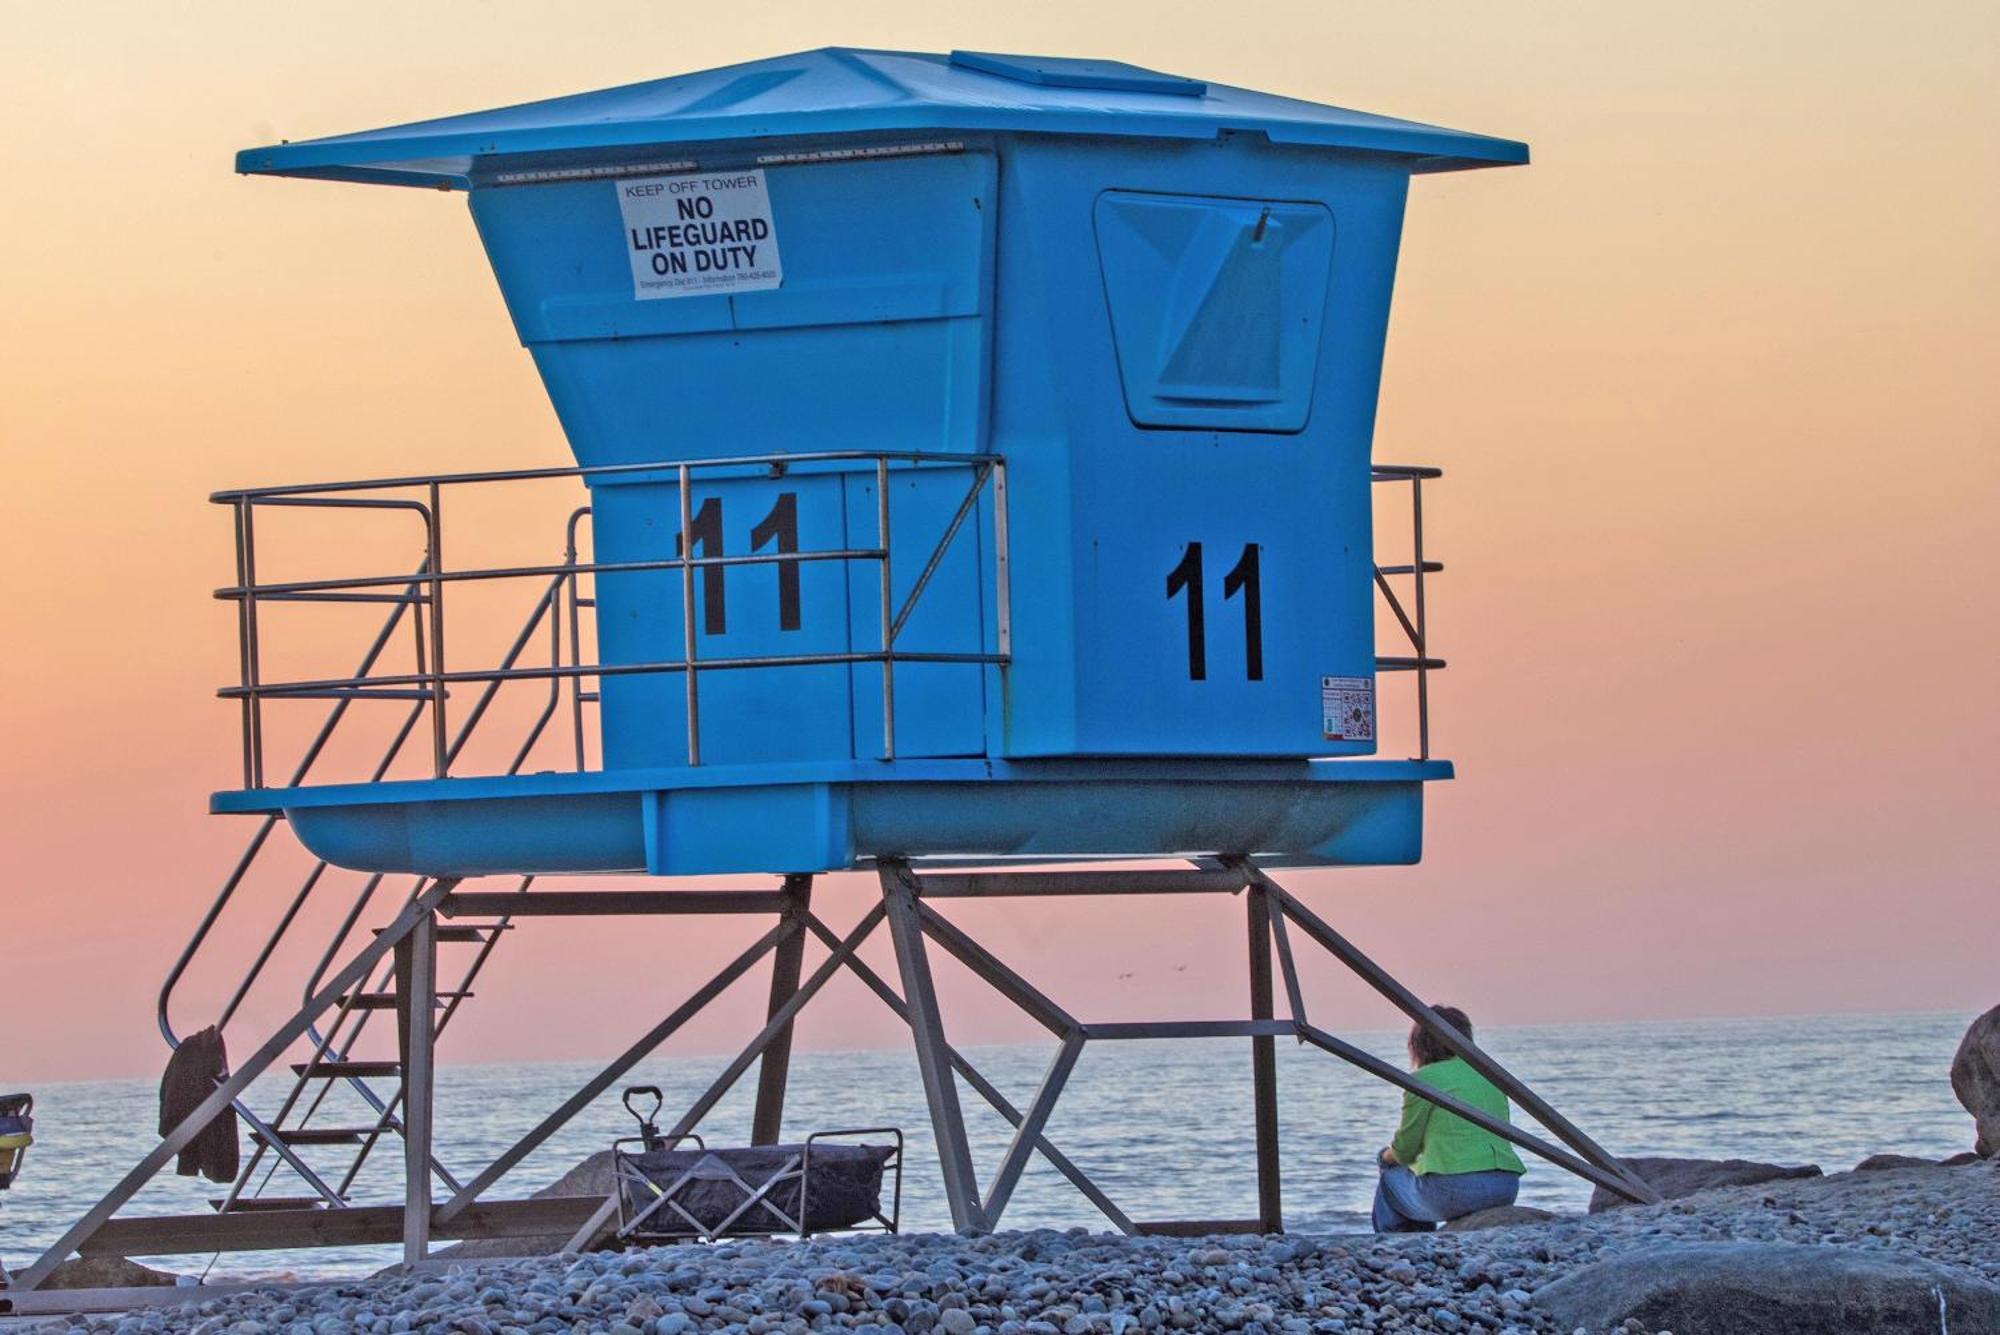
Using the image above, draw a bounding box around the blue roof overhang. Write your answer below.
[234,48,1529,191]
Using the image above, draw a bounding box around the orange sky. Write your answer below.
[3,2,1996,1083]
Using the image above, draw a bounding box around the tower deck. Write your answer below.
[216,756,1448,876]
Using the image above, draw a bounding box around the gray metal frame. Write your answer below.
[6,461,1566,1294]
[9,856,1655,1296]
[143,458,1442,1229]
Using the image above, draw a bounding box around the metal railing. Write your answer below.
[160,557,581,1212]
[215,450,1013,787]
[1371,464,1445,760]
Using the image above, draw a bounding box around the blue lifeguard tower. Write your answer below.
[11,50,1658,1299]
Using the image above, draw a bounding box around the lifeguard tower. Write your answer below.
[10,49,1657,1297]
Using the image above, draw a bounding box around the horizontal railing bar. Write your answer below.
[256,592,431,605]
[244,497,434,514]
[212,449,1005,504]
[441,890,788,917]
[216,548,888,601]
[272,689,443,701]
[220,651,1006,702]
[1082,1020,1297,1040]
[1376,562,1444,576]
[1371,464,1443,481]
[1376,656,1448,671]
[915,870,1250,897]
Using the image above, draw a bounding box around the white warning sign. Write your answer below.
[1322,675,1376,742]
[617,170,783,300]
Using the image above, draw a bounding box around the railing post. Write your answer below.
[877,456,896,761]
[992,460,1011,661]
[1410,476,1430,762]
[678,464,701,765]
[425,482,448,778]
[565,507,591,771]
[239,499,265,788]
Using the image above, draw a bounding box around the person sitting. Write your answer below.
[1371,1005,1526,1232]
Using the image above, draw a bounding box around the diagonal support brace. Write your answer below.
[1239,860,1660,1206]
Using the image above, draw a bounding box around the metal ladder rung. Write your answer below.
[209,1195,336,1213]
[337,991,472,1010]
[250,1126,389,1147]
[274,688,443,701]
[371,922,509,944]
[289,1060,401,1078]
[257,591,431,605]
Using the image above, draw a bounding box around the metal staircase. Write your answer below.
[161,525,595,1217]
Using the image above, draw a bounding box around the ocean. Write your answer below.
[2,1010,1977,1282]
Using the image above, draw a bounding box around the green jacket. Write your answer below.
[1390,1057,1527,1176]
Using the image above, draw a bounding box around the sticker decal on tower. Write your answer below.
[1322,675,1375,741]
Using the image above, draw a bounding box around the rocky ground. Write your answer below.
[24,1158,2000,1335]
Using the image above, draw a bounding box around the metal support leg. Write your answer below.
[1246,882,1283,1232]
[395,910,437,1265]
[752,874,813,1145]
[880,861,987,1233]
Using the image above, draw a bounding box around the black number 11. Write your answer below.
[1165,541,1264,682]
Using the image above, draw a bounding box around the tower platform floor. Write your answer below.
[212,757,1450,877]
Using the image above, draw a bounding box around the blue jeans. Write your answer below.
[1371,1165,1520,1232]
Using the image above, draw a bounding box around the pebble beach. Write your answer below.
[29,1158,1999,1335]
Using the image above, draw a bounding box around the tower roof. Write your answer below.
[236,47,1529,189]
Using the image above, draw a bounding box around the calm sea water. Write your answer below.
[2,1011,1976,1281]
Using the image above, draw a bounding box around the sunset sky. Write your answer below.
[3,1,1995,1084]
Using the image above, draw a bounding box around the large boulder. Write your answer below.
[1534,1241,2000,1333]
[1951,1004,2000,1157]
[1854,1153,1940,1172]
[39,1256,184,1290]
[1441,1204,1558,1231]
[1587,1156,1821,1213]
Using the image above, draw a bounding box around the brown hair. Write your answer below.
[1408,1005,1472,1067]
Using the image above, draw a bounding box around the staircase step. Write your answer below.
[337,991,473,1010]
[372,922,510,944]
[250,1126,388,1147]
[437,924,507,943]
[289,1060,402,1079]
[209,1195,335,1213]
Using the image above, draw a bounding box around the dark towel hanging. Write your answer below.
[158,1025,241,1183]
